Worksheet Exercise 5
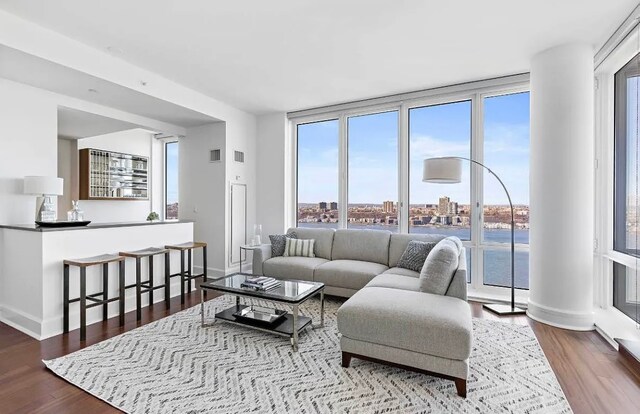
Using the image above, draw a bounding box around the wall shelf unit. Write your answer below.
[79,148,149,200]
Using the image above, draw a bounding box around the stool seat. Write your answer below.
[119,247,169,258]
[64,254,125,267]
[165,241,207,250]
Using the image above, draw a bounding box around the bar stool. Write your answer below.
[119,247,171,321]
[165,242,208,304]
[63,254,125,341]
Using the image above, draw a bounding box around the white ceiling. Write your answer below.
[58,107,144,140]
[0,0,637,114]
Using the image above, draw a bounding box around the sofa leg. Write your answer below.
[341,352,351,368]
[454,378,467,398]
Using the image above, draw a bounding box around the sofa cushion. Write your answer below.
[388,233,448,268]
[286,227,335,260]
[269,231,297,257]
[397,240,437,272]
[337,286,472,361]
[382,267,420,278]
[420,237,462,295]
[314,260,388,290]
[262,256,328,281]
[365,273,420,291]
[331,229,391,265]
[283,237,315,257]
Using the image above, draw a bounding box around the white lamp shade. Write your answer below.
[422,157,462,184]
[24,176,64,195]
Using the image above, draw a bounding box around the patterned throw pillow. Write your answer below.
[283,237,315,258]
[397,240,437,272]
[269,232,297,257]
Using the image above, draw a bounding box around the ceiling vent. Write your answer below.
[209,149,221,162]
[234,150,245,163]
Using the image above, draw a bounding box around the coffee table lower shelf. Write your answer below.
[215,305,312,337]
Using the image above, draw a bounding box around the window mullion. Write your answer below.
[471,93,483,289]
[338,115,348,229]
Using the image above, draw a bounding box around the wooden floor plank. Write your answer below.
[1,289,639,413]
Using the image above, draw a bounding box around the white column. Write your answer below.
[528,43,595,330]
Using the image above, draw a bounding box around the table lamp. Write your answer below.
[24,176,64,222]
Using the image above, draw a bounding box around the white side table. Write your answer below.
[239,244,265,274]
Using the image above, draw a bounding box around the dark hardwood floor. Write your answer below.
[1,291,639,414]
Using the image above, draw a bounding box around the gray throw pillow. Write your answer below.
[397,241,437,272]
[269,231,297,257]
[419,237,462,295]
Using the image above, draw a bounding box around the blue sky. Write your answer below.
[297,91,530,205]
[166,141,179,204]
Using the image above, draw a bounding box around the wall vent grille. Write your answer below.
[210,149,221,162]
[234,150,245,163]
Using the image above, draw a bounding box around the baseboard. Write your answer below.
[526,300,595,331]
[0,304,42,340]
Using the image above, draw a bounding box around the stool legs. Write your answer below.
[164,252,171,309]
[187,249,192,292]
[63,264,70,334]
[119,260,125,327]
[135,258,142,321]
[180,250,186,304]
[80,267,87,341]
[149,256,154,306]
[202,245,208,298]
[102,263,109,321]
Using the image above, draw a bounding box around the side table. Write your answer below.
[239,244,266,274]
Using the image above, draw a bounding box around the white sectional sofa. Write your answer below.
[252,227,472,397]
[252,227,467,301]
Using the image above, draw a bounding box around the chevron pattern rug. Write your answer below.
[44,295,572,413]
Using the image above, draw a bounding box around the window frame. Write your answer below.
[289,76,530,300]
[163,139,179,221]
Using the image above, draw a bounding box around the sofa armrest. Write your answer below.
[252,244,272,275]
[446,247,468,301]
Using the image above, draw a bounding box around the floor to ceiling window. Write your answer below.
[612,53,640,320]
[482,92,530,289]
[408,100,472,240]
[290,76,530,297]
[296,119,340,228]
[347,111,399,232]
[164,141,179,220]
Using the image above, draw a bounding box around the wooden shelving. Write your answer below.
[79,148,149,200]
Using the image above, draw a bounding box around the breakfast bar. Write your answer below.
[0,220,195,339]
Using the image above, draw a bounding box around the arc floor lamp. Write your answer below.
[423,156,526,315]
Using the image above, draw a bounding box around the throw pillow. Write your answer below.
[419,237,462,295]
[397,240,437,272]
[283,237,316,258]
[269,231,297,257]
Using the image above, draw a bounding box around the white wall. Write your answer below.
[180,123,227,275]
[72,128,158,223]
[0,79,58,225]
[256,113,288,236]
[57,137,79,217]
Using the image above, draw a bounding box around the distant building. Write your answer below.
[329,201,338,210]
[447,201,458,215]
[438,196,450,215]
[382,200,395,213]
[318,202,327,210]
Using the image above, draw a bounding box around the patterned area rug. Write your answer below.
[44,295,572,413]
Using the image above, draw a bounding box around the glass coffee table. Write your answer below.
[199,273,325,351]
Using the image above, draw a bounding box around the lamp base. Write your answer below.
[483,303,527,316]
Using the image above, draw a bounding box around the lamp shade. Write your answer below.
[422,157,462,183]
[24,176,64,195]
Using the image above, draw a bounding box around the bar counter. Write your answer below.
[0,220,195,340]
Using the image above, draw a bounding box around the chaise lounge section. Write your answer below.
[252,227,472,396]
